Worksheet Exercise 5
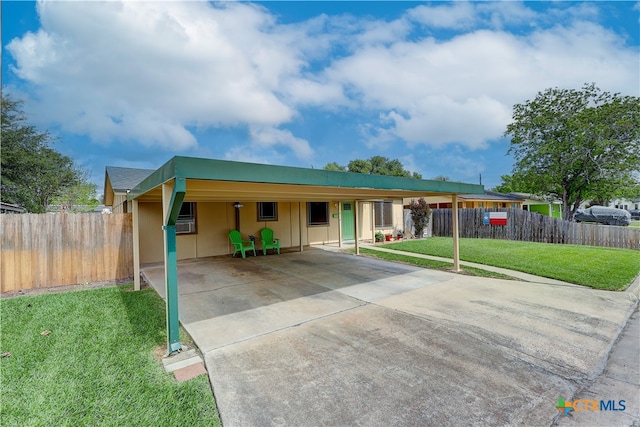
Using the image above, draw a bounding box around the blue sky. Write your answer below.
[3,1,639,193]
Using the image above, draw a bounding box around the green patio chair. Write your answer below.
[229,230,256,258]
[260,227,281,255]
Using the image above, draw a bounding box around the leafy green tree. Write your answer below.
[324,156,422,178]
[1,94,86,213]
[323,162,346,172]
[492,174,527,194]
[432,175,451,182]
[504,83,640,220]
[51,182,100,212]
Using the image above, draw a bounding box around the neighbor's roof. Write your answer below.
[509,192,562,204]
[458,190,524,201]
[126,156,484,203]
[0,202,25,213]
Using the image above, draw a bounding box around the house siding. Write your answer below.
[136,200,400,264]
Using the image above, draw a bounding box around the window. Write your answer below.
[374,201,393,228]
[307,202,329,226]
[258,202,278,221]
[176,202,196,234]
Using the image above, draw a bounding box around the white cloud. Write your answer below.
[323,3,638,150]
[7,1,309,153]
[248,126,313,160]
[408,2,477,30]
[5,0,639,159]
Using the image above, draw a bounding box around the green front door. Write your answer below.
[341,201,355,240]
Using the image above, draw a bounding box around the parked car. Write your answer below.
[629,210,640,220]
[574,206,631,226]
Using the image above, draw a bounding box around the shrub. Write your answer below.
[410,198,431,238]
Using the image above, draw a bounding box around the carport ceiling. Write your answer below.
[128,156,484,202]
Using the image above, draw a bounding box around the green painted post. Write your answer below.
[163,224,181,353]
[164,177,186,355]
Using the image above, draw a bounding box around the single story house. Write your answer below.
[509,193,563,219]
[610,198,640,212]
[104,156,484,352]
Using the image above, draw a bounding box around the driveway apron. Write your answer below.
[142,249,639,427]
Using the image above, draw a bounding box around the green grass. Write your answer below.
[382,238,640,291]
[358,248,516,280]
[630,221,640,229]
[0,285,221,427]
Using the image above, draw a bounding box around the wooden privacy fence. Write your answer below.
[1,213,133,293]
[432,208,640,250]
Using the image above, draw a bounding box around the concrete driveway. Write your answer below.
[142,248,639,426]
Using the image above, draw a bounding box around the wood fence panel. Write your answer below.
[432,208,640,250]
[0,213,133,293]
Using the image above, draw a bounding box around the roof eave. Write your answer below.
[128,156,484,201]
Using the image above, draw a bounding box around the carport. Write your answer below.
[127,156,484,353]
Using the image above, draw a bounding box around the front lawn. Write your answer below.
[358,248,516,280]
[383,238,640,291]
[0,285,221,426]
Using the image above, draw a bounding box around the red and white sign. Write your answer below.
[489,212,508,226]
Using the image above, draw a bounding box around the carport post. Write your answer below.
[299,202,304,252]
[162,179,186,354]
[451,194,461,272]
[370,201,375,244]
[132,199,141,291]
[338,201,343,248]
[354,201,360,255]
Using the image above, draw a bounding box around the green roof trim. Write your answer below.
[128,156,484,200]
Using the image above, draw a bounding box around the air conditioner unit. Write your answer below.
[176,221,195,234]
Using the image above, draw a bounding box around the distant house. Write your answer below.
[509,193,563,219]
[0,202,25,214]
[610,198,640,212]
[421,190,524,210]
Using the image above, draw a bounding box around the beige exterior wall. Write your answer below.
[137,199,405,264]
[111,194,130,214]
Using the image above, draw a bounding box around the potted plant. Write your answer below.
[395,229,404,240]
[375,231,384,242]
[385,233,392,241]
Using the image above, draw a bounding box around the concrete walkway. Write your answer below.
[143,248,639,426]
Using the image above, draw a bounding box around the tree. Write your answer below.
[492,174,527,194]
[323,162,346,172]
[432,175,451,182]
[504,83,640,220]
[51,182,100,212]
[324,156,422,178]
[1,94,86,213]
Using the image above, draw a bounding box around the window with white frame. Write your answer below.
[374,201,393,228]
